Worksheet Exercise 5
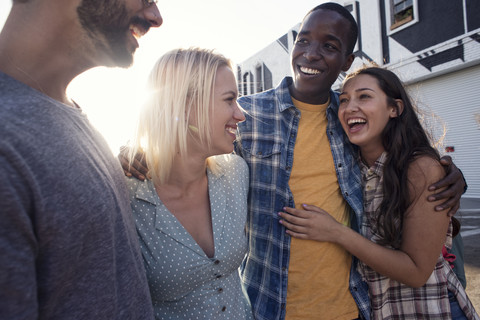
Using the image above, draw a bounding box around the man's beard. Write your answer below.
[77,0,151,67]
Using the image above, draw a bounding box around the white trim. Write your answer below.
[386,30,480,83]
[389,28,480,67]
[386,0,419,35]
[402,59,480,85]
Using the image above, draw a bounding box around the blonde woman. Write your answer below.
[126,48,252,319]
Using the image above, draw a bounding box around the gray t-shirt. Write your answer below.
[0,72,154,319]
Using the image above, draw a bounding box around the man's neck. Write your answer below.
[288,84,331,105]
[0,52,76,106]
[0,3,89,107]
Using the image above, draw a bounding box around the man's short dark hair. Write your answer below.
[306,2,358,55]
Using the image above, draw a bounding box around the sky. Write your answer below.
[0,0,329,153]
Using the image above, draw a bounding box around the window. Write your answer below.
[344,1,361,52]
[242,72,254,96]
[255,65,263,93]
[254,63,273,94]
[386,0,418,34]
[392,0,413,27]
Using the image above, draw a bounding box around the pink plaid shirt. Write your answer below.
[359,152,479,319]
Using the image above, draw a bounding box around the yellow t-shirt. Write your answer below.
[285,98,359,320]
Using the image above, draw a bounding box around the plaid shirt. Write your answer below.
[360,153,479,320]
[234,77,370,320]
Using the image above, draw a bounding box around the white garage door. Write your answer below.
[408,64,480,200]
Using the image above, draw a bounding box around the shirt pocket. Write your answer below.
[240,137,282,159]
[244,140,283,195]
[240,139,284,231]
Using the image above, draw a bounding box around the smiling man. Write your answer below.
[0,0,162,318]
[234,2,466,320]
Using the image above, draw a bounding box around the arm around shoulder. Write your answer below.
[334,156,450,287]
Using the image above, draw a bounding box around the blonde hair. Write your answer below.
[130,47,233,184]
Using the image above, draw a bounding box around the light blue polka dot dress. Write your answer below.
[126,154,253,320]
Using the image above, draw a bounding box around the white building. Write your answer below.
[237,0,480,204]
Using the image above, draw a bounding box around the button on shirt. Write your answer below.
[235,77,370,320]
[126,154,253,320]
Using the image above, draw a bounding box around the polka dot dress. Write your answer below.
[126,154,253,320]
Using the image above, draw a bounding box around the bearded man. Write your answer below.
[0,0,162,318]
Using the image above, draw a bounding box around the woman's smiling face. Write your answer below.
[338,74,400,163]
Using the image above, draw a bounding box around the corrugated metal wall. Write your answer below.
[408,64,480,199]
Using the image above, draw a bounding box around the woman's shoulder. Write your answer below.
[124,176,155,202]
[408,154,444,187]
[124,175,142,189]
[409,155,443,174]
[212,154,248,173]
[210,154,249,192]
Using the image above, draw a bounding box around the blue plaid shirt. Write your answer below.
[234,77,371,320]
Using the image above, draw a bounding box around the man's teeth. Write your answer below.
[226,127,237,134]
[300,67,321,75]
[130,25,146,39]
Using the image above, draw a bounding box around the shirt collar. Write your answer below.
[276,76,340,114]
[133,158,225,206]
[360,151,388,177]
[134,179,159,206]
[276,77,296,113]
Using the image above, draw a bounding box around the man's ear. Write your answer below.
[341,53,355,72]
[390,99,404,118]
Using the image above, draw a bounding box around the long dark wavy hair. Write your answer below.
[343,67,440,248]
